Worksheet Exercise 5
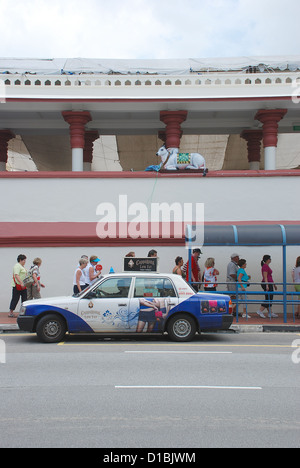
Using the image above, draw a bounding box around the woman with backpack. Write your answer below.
[26,257,45,301]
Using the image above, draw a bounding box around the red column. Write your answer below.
[160,111,187,149]
[84,130,99,169]
[62,111,92,148]
[255,109,287,148]
[0,130,15,170]
[240,129,263,169]
[62,111,92,171]
[255,109,287,170]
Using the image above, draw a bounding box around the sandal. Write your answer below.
[8,313,16,318]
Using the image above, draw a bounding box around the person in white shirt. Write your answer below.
[73,258,88,294]
[203,257,219,291]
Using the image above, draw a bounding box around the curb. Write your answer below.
[231,324,300,333]
[230,324,263,333]
[0,324,20,332]
[263,324,300,333]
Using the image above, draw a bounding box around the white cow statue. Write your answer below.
[156,145,207,175]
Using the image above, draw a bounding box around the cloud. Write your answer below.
[0,0,299,59]
[236,0,300,56]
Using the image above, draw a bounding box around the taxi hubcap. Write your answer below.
[173,319,191,338]
[44,321,60,337]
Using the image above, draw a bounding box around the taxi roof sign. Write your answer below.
[123,257,159,272]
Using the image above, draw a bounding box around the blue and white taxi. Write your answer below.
[17,273,233,343]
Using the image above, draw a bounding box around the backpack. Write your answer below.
[23,267,35,287]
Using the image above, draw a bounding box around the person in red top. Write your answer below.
[256,255,278,319]
[183,248,202,291]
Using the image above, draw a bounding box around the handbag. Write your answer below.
[13,274,26,291]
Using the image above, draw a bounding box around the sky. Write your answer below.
[0,0,299,60]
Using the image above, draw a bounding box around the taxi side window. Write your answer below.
[134,278,176,298]
[93,277,132,298]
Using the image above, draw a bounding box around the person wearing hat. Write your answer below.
[227,253,240,315]
[85,255,102,287]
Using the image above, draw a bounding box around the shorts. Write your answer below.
[26,283,41,301]
[294,284,300,299]
[138,309,156,323]
[73,285,85,294]
[227,282,238,291]
[237,292,247,301]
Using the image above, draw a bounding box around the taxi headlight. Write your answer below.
[19,305,27,316]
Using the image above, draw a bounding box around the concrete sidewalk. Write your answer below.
[0,313,20,331]
[1,312,300,333]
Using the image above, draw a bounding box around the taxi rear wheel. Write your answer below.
[36,314,67,343]
[167,314,197,342]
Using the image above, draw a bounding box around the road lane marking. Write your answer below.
[124,351,232,354]
[115,385,262,390]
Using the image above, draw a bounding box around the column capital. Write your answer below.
[240,129,263,140]
[62,111,92,149]
[255,109,287,147]
[255,108,287,123]
[160,110,188,124]
[84,130,99,163]
[160,111,187,149]
[240,129,263,163]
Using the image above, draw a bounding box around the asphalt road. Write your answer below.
[0,331,300,448]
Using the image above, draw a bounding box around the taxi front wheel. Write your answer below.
[36,314,67,343]
[167,314,197,342]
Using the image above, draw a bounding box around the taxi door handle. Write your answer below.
[118,303,127,306]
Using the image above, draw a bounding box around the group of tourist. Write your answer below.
[8,250,300,320]
[172,250,300,319]
[9,255,44,318]
[73,255,103,294]
[8,250,156,317]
